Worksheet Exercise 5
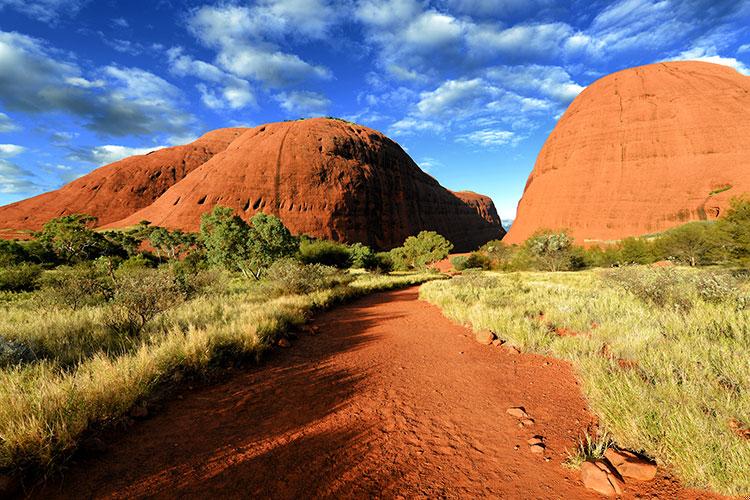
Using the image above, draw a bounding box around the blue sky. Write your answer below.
[0,0,749,221]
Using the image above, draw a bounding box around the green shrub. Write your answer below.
[118,253,156,271]
[451,255,469,270]
[299,239,351,268]
[349,242,377,269]
[39,263,114,309]
[0,264,42,292]
[524,230,576,271]
[389,231,453,270]
[601,267,693,310]
[371,252,394,273]
[106,268,187,337]
[265,258,354,295]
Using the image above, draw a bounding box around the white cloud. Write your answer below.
[167,47,255,109]
[0,0,89,23]
[0,31,195,137]
[0,159,35,193]
[0,144,25,158]
[457,129,519,147]
[485,65,585,103]
[390,117,443,135]
[275,91,330,116]
[0,113,18,133]
[467,22,574,61]
[69,144,166,165]
[739,44,750,54]
[672,46,750,75]
[187,3,334,87]
[416,78,486,117]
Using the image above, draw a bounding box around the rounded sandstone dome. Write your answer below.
[107,118,504,250]
[505,61,750,244]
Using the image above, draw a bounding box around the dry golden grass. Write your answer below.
[420,267,750,496]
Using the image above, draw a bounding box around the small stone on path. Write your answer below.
[580,460,625,497]
[277,338,292,348]
[506,407,530,419]
[604,448,657,481]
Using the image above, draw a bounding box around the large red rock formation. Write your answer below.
[1,118,504,250]
[505,61,750,244]
[108,118,504,250]
[0,128,246,237]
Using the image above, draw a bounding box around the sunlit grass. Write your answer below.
[420,268,750,496]
[0,271,440,473]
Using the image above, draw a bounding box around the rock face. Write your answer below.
[0,128,246,237]
[1,118,504,250]
[505,61,750,244]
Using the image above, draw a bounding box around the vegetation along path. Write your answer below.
[43,287,717,499]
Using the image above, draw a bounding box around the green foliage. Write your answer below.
[148,227,196,260]
[601,266,693,309]
[0,264,43,292]
[299,238,351,268]
[655,222,720,266]
[0,240,29,267]
[265,258,354,295]
[349,242,378,269]
[716,197,750,263]
[371,252,394,273]
[524,230,576,271]
[200,207,299,279]
[39,262,115,309]
[390,231,453,270]
[451,255,469,270]
[245,212,300,278]
[117,253,157,271]
[105,268,187,337]
[37,215,118,264]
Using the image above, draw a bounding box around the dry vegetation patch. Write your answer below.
[420,267,750,496]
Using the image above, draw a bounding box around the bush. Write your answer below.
[524,230,576,271]
[39,262,114,309]
[601,267,693,310]
[265,258,354,295]
[451,255,469,271]
[106,268,187,337]
[390,231,453,270]
[349,243,377,269]
[371,252,394,273]
[118,253,157,271]
[0,264,42,292]
[299,239,352,268]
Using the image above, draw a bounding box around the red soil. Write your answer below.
[506,61,750,245]
[38,288,719,499]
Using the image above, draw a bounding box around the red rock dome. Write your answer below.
[505,61,750,244]
[0,128,245,238]
[108,118,504,250]
[1,118,504,250]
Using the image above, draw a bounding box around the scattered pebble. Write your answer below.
[530,444,545,454]
[580,460,625,496]
[527,436,544,446]
[506,407,530,419]
[604,448,657,481]
[521,418,535,427]
[277,338,292,348]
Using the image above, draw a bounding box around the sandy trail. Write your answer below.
[42,287,716,499]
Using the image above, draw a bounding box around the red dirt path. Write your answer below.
[40,287,718,499]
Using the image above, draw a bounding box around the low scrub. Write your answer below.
[265,258,354,295]
[0,271,439,475]
[0,264,43,293]
[420,268,750,496]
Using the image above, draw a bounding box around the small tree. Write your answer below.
[716,198,750,262]
[245,212,299,279]
[390,231,453,270]
[655,222,718,266]
[524,230,575,271]
[37,214,112,263]
[618,237,654,265]
[200,207,298,279]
